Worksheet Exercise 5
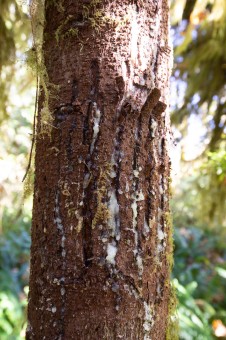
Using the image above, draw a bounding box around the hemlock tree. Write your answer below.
[27,1,175,339]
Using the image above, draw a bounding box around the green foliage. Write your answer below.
[0,291,26,339]
[202,150,226,183]
[174,279,215,340]
[0,209,30,339]
[171,0,226,151]
[166,282,179,340]
[0,4,34,336]
[173,226,226,339]
[172,149,226,228]
[199,150,226,224]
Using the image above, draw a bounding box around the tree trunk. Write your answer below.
[27,1,173,339]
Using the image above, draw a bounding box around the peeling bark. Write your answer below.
[27,1,173,339]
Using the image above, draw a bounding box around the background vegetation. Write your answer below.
[0,0,225,339]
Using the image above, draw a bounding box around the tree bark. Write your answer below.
[27,0,173,339]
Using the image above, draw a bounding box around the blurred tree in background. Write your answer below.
[0,0,31,120]
[171,0,226,151]
[0,1,34,338]
[171,0,226,227]
[170,0,226,339]
[0,0,225,339]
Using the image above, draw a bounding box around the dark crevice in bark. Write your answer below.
[113,103,130,252]
[141,89,162,234]
[153,101,167,120]
[155,274,165,305]
[66,118,76,170]
[53,126,66,337]
[136,113,143,254]
[160,137,167,211]
[81,162,95,268]
[160,188,165,211]
[131,113,142,273]
[134,0,139,12]
[82,101,92,145]
[81,114,104,268]
[132,128,139,172]
[146,192,152,232]
[80,59,101,268]
[54,104,74,124]
[82,216,94,267]
[71,79,79,102]
[114,124,123,196]
[154,1,159,14]
[146,122,154,227]
[115,76,125,95]
[125,60,131,78]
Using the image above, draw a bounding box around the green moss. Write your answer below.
[82,0,129,32]
[165,211,174,272]
[52,0,64,13]
[64,28,79,39]
[92,164,112,229]
[82,0,105,32]
[166,283,179,340]
[164,210,179,339]
[82,0,102,18]
[55,15,79,44]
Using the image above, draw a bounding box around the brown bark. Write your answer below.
[27,1,172,339]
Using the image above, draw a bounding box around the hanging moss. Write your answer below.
[28,0,59,137]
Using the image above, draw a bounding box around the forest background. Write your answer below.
[0,0,225,339]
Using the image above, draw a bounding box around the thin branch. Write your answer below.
[22,74,39,182]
